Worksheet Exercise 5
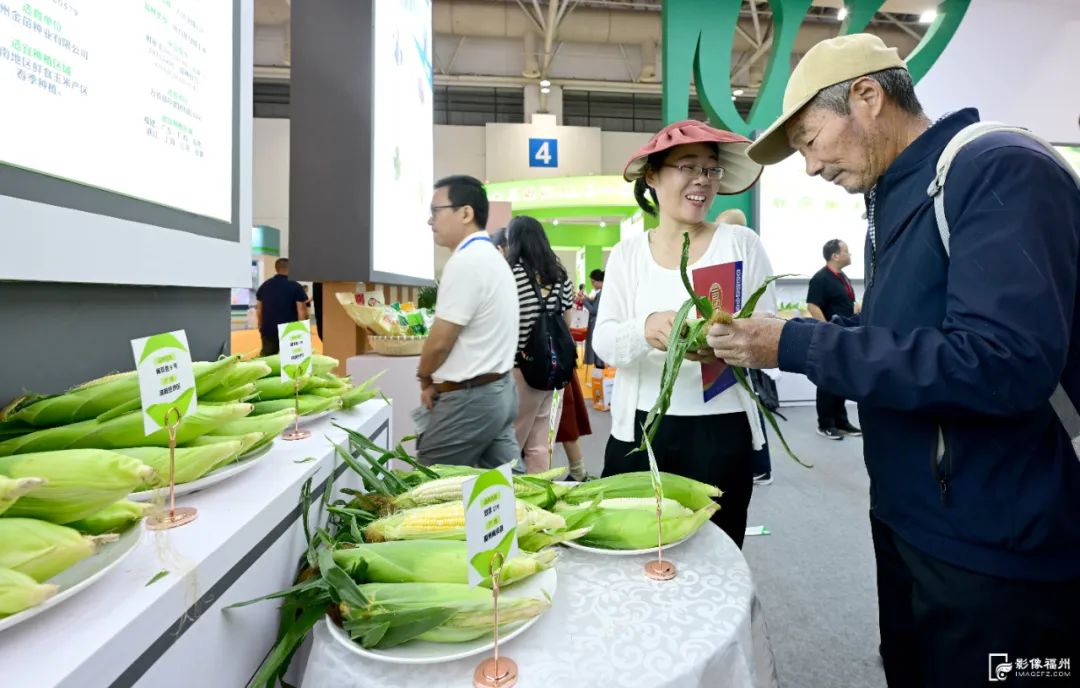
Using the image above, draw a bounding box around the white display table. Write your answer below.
[347,353,420,446]
[302,524,778,688]
[0,400,391,688]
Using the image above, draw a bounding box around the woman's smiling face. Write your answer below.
[644,143,722,224]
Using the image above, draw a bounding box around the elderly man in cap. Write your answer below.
[707,34,1080,686]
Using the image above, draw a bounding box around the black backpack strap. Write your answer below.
[523,268,558,314]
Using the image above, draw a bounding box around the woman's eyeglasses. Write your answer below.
[662,164,725,181]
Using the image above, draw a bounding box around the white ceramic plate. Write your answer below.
[0,524,142,633]
[127,443,272,502]
[562,532,693,556]
[298,409,336,426]
[325,567,557,665]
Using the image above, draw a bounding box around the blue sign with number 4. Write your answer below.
[529,138,558,168]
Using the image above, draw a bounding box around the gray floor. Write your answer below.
[554,402,886,688]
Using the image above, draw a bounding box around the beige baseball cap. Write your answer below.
[746,33,907,165]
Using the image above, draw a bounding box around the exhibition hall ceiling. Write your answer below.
[253,0,934,92]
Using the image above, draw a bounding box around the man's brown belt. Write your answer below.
[434,371,508,394]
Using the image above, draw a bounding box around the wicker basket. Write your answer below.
[369,335,427,356]
[336,292,402,336]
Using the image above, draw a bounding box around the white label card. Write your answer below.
[130,329,197,435]
[462,463,519,587]
[278,320,313,382]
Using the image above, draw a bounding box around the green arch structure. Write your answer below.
[485,175,645,280]
[662,0,971,224]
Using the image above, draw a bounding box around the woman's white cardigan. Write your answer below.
[592,224,778,450]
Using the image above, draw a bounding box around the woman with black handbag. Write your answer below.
[505,215,577,473]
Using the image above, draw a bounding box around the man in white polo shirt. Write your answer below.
[416,175,520,468]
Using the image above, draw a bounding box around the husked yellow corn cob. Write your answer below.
[0,518,118,582]
[394,467,567,509]
[0,567,59,617]
[362,499,565,543]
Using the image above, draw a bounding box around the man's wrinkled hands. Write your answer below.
[706,317,786,369]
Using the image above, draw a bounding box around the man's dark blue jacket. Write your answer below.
[778,109,1080,582]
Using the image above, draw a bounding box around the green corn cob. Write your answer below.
[187,433,264,470]
[0,450,156,523]
[0,518,118,581]
[561,471,721,510]
[68,500,150,535]
[340,582,549,647]
[0,475,47,517]
[553,498,718,550]
[0,567,59,617]
[307,387,346,399]
[220,361,273,389]
[117,440,243,487]
[251,395,340,417]
[200,382,258,402]
[305,374,350,391]
[206,409,295,451]
[253,376,314,401]
[332,540,556,587]
[255,354,339,377]
[0,403,253,456]
[5,357,240,428]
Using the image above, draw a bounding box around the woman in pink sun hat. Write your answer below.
[592,119,775,548]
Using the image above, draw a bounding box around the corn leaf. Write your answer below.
[736,273,797,319]
[319,548,369,608]
[642,432,664,503]
[247,603,326,688]
[679,231,712,317]
[731,366,812,468]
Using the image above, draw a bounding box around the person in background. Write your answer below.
[256,258,308,356]
[582,269,606,372]
[593,119,772,548]
[506,215,576,473]
[555,369,592,481]
[312,282,324,340]
[489,226,507,256]
[716,208,748,226]
[706,34,1080,685]
[416,176,520,468]
[806,239,861,440]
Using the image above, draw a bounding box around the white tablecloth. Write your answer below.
[301,524,778,688]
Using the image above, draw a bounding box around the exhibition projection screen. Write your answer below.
[370,0,434,284]
[757,154,868,280]
[0,0,251,288]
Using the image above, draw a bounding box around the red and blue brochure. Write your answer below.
[692,261,743,402]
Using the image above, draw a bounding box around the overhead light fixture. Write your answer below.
[837,7,848,21]
[732,88,744,96]
[539,79,551,88]
[919,8,937,23]
[540,86,551,95]
[553,219,560,226]
[599,221,607,228]
[731,95,736,101]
